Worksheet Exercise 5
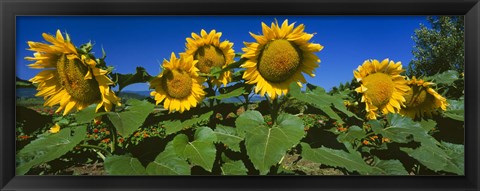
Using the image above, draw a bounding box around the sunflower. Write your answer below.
[241,19,323,100]
[185,29,235,87]
[149,52,206,113]
[354,59,410,120]
[400,77,448,118]
[26,30,121,116]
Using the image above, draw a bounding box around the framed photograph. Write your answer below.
[1,0,478,190]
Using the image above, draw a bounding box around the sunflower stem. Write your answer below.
[271,98,279,125]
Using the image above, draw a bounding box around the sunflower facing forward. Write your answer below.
[185,29,235,87]
[400,77,448,119]
[354,59,410,120]
[241,19,323,99]
[150,53,206,113]
[26,30,121,115]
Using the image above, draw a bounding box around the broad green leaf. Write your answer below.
[235,110,266,137]
[372,159,409,175]
[112,67,153,92]
[301,143,374,174]
[241,113,304,174]
[74,104,103,124]
[426,70,459,85]
[210,87,245,100]
[172,127,216,172]
[337,126,365,143]
[372,114,422,143]
[161,111,213,135]
[214,125,243,152]
[146,142,190,175]
[400,143,450,173]
[16,126,87,175]
[107,99,154,137]
[289,83,360,124]
[441,142,464,175]
[419,119,437,132]
[443,99,464,121]
[221,160,248,175]
[104,155,146,175]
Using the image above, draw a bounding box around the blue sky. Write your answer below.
[16,16,428,91]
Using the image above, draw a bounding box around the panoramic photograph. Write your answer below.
[15,16,464,175]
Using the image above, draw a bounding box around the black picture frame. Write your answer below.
[1,0,478,190]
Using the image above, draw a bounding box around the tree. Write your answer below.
[407,16,464,77]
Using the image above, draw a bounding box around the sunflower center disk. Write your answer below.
[161,70,193,99]
[56,55,101,104]
[195,45,226,74]
[362,73,395,108]
[404,86,433,108]
[257,40,302,83]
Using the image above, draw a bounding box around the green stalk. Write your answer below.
[271,98,279,125]
[79,144,112,160]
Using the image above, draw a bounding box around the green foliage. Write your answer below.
[210,86,245,100]
[301,143,374,174]
[214,125,243,152]
[161,111,213,135]
[16,126,87,175]
[112,67,153,92]
[236,111,304,174]
[107,99,154,137]
[407,16,464,76]
[221,160,248,175]
[104,155,146,175]
[172,127,217,172]
[146,142,190,175]
[337,126,365,143]
[425,70,459,85]
[289,83,359,124]
[371,159,409,175]
[443,99,464,122]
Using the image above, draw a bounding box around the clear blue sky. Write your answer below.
[16,16,428,91]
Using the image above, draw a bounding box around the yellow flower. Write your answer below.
[149,52,206,113]
[400,77,449,119]
[26,30,121,115]
[49,123,61,133]
[185,29,235,87]
[354,59,410,120]
[241,19,323,99]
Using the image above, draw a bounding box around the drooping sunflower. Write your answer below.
[241,19,323,99]
[149,52,206,113]
[400,77,449,119]
[26,30,121,115]
[354,59,410,120]
[185,29,235,87]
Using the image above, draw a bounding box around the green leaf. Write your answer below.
[337,126,366,143]
[235,110,266,137]
[372,114,424,143]
[443,99,464,121]
[74,104,105,124]
[289,83,360,124]
[104,155,146,175]
[16,126,87,175]
[221,160,248,175]
[425,70,459,85]
[107,99,154,137]
[112,67,153,92]
[161,111,213,135]
[239,112,304,174]
[172,127,217,172]
[372,159,409,175]
[214,125,243,152]
[400,143,450,173]
[210,87,245,100]
[146,142,190,175]
[441,142,464,175]
[300,143,374,174]
[419,119,437,132]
